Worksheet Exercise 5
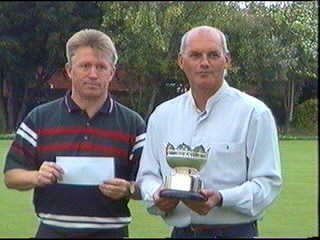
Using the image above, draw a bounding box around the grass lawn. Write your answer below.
[0,140,318,238]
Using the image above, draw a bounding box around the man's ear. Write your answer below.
[224,53,231,68]
[225,53,231,64]
[65,63,72,79]
[109,67,116,81]
[177,54,184,70]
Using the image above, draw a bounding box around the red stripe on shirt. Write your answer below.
[11,142,37,166]
[38,127,135,143]
[38,142,128,158]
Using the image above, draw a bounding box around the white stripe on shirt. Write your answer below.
[38,212,131,229]
[20,122,38,140]
[40,219,129,229]
[17,129,37,147]
[132,140,145,152]
[136,133,146,142]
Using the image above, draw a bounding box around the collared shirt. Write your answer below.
[136,80,282,227]
[4,91,146,232]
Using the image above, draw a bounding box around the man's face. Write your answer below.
[178,30,230,93]
[65,46,114,100]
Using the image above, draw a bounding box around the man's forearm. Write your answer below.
[4,169,39,191]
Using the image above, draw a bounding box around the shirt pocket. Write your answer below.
[213,143,243,153]
[204,142,247,185]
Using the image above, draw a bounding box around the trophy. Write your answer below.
[159,143,209,201]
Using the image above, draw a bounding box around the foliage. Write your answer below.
[99,1,318,126]
[0,2,102,131]
[0,2,317,131]
[0,133,15,140]
[253,1,318,131]
[99,1,240,118]
[292,98,318,132]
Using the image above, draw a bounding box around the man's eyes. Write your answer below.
[189,53,202,58]
[188,52,220,59]
[208,52,220,58]
[79,64,108,71]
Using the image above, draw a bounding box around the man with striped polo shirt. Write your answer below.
[3,29,146,238]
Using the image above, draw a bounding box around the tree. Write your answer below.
[257,1,318,133]
[223,1,318,133]
[99,1,240,119]
[0,1,102,132]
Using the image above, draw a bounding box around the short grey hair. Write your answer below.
[179,26,229,55]
[66,29,118,67]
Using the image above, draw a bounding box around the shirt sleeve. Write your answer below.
[3,111,39,172]
[136,111,164,214]
[220,107,282,216]
[128,114,146,181]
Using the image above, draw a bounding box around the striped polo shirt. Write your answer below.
[4,91,146,232]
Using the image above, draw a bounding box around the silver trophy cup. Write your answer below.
[159,143,208,201]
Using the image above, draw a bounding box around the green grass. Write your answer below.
[0,140,318,238]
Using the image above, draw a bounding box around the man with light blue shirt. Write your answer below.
[136,25,282,238]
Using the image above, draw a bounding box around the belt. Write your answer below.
[190,224,231,233]
[188,221,257,233]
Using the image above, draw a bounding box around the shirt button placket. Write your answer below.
[84,121,90,140]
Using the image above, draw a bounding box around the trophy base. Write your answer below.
[159,189,207,201]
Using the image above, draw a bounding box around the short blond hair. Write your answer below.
[66,29,118,67]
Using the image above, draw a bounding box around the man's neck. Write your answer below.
[191,81,224,111]
[71,94,107,118]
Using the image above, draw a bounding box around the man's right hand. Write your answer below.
[153,186,179,213]
[37,161,64,187]
[4,162,64,191]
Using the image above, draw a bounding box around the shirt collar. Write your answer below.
[64,90,114,114]
[188,80,229,112]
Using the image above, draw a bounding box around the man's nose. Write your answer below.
[199,55,210,66]
[88,66,99,78]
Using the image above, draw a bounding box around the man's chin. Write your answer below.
[81,91,104,100]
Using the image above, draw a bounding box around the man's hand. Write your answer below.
[99,178,131,200]
[153,186,179,213]
[37,161,64,187]
[182,190,222,215]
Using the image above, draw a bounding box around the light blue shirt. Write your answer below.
[136,80,282,227]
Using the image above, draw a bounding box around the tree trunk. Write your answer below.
[288,78,295,122]
[283,96,290,135]
[16,87,30,128]
[283,78,295,134]
[0,96,8,133]
[0,74,8,132]
[145,86,158,122]
[7,83,18,132]
[6,79,25,132]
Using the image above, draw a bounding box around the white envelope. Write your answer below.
[56,156,114,185]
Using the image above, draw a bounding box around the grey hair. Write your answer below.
[66,29,118,67]
[179,26,229,55]
[179,26,230,77]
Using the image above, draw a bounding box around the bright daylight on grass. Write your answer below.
[0,140,317,238]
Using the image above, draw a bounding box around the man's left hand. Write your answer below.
[99,178,130,200]
[182,190,222,215]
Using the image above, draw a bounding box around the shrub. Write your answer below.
[292,98,318,133]
[0,133,15,140]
